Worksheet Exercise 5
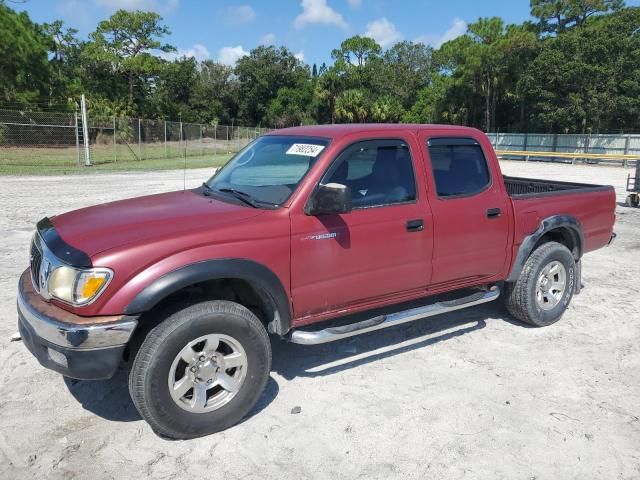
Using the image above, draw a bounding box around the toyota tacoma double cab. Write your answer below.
[17,124,616,439]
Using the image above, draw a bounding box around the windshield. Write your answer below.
[206,135,330,206]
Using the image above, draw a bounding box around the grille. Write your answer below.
[30,235,43,292]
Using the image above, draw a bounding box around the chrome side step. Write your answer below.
[288,286,500,345]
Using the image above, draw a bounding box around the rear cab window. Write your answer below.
[427,137,491,198]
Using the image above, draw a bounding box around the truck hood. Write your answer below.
[50,189,265,258]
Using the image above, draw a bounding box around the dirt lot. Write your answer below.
[1,161,639,479]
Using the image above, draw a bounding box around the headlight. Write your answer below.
[47,266,113,306]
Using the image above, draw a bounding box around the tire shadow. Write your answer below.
[62,300,524,425]
[64,370,140,422]
[63,368,279,424]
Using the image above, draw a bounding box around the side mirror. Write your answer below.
[306,183,352,215]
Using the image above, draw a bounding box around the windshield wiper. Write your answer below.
[216,187,261,208]
[202,183,276,208]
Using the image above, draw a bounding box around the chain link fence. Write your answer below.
[487,132,640,167]
[0,108,271,169]
[3,107,639,171]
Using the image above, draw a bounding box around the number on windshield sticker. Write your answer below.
[286,143,325,157]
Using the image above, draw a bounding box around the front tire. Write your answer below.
[504,242,576,327]
[129,300,271,439]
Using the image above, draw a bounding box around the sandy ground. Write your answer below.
[1,160,639,480]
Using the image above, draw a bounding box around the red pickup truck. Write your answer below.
[17,124,616,439]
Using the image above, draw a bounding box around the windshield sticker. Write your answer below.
[286,143,325,157]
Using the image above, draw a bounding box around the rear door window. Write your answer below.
[427,138,491,197]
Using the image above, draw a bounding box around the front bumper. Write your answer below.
[17,270,137,380]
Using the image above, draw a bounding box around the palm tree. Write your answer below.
[335,89,369,123]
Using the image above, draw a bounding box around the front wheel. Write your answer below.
[504,242,576,327]
[129,300,271,439]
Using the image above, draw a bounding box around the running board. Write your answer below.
[288,286,500,345]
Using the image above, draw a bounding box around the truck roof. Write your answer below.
[268,123,483,140]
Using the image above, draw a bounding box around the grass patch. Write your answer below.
[0,141,242,175]
[0,153,232,175]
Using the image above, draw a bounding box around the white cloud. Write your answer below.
[218,45,249,66]
[95,0,147,8]
[347,0,361,8]
[415,18,467,48]
[94,0,179,12]
[294,0,348,30]
[364,18,401,47]
[260,33,276,46]
[434,17,467,47]
[160,43,210,62]
[294,51,305,62]
[224,5,256,25]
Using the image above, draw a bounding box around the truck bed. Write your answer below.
[506,175,616,256]
[504,176,612,198]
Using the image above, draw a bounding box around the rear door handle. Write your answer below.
[487,208,501,218]
[406,219,424,232]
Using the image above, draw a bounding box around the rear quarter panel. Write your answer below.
[510,187,616,258]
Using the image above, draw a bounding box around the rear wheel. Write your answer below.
[504,242,576,327]
[129,300,271,439]
[626,194,639,208]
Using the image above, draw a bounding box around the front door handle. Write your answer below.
[487,208,501,218]
[406,219,424,232]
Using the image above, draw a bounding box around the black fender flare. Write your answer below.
[125,258,292,335]
[506,215,584,283]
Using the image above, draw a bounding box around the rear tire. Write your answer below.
[128,300,271,439]
[504,242,576,327]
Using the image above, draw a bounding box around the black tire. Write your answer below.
[128,300,271,439]
[626,194,639,208]
[504,242,576,327]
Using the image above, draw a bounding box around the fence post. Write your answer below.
[623,135,630,167]
[199,124,203,156]
[164,120,168,158]
[580,133,589,165]
[584,134,590,154]
[74,111,80,166]
[138,118,142,161]
[80,94,91,166]
[552,133,558,153]
[214,125,218,156]
[112,116,117,163]
[624,134,630,155]
[179,118,184,157]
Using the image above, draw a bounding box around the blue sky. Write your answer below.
[16,0,640,66]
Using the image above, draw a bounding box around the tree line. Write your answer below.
[1,0,639,133]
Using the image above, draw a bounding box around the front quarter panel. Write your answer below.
[83,209,291,317]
